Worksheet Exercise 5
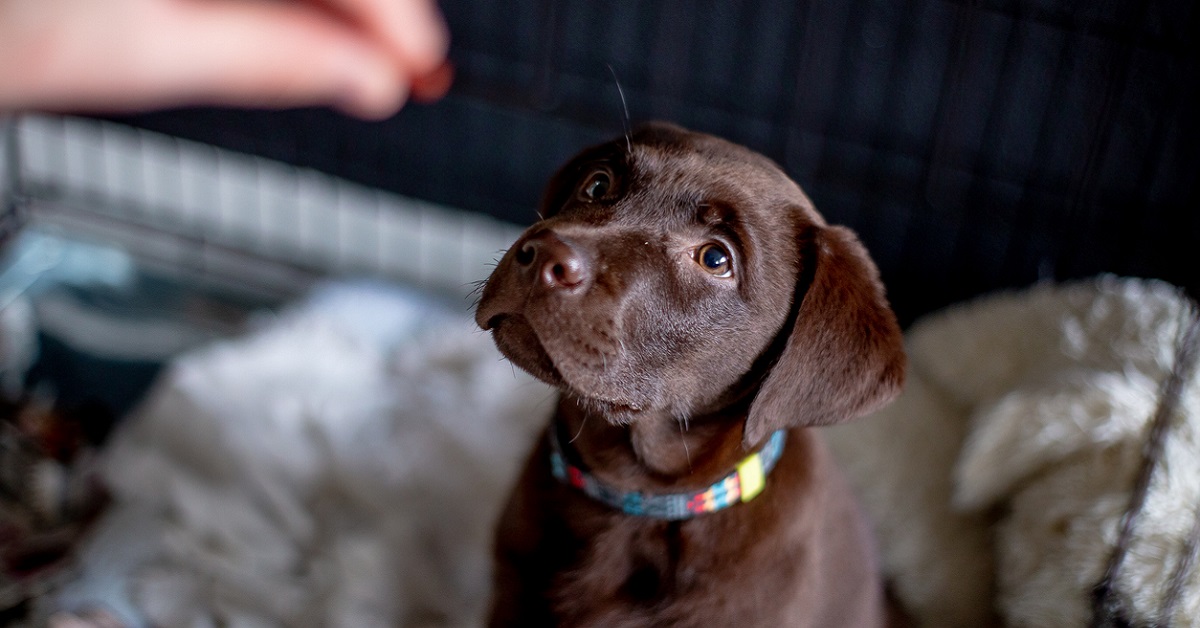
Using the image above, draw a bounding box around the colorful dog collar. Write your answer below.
[548,426,787,520]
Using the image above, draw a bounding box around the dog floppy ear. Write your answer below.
[744,225,906,447]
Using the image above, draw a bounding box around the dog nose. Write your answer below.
[515,231,590,290]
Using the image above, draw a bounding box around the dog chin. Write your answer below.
[546,360,661,424]
[490,316,654,422]
[565,392,647,424]
[503,350,647,424]
[488,315,563,386]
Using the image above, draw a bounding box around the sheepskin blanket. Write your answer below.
[45,276,1200,627]
[48,282,555,627]
[825,276,1200,627]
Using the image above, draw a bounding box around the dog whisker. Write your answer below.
[678,419,693,472]
[569,416,588,444]
[606,63,633,155]
[466,280,487,299]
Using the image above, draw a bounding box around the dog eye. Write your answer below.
[578,169,613,201]
[696,243,733,278]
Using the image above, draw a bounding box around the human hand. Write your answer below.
[0,0,451,119]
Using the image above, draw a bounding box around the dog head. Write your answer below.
[475,123,904,446]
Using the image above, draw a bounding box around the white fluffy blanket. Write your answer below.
[47,276,1200,627]
[51,282,554,627]
[826,276,1200,627]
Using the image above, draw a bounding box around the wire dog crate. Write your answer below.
[0,114,523,422]
[1,115,520,304]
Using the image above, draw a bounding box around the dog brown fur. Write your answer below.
[475,122,905,627]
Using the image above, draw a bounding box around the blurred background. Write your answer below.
[98,0,1200,325]
[0,0,1196,624]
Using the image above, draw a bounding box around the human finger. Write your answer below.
[0,0,431,118]
[312,0,449,75]
[133,0,414,118]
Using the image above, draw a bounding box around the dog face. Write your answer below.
[475,123,904,443]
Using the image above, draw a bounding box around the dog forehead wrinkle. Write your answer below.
[598,183,694,233]
[623,154,805,271]
[632,133,804,201]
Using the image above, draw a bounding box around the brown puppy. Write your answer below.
[475,122,905,627]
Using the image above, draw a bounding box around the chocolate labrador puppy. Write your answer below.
[475,122,905,627]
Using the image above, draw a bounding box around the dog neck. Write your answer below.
[556,395,762,493]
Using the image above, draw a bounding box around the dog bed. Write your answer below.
[826,275,1200,627]
[28,275,1200,627]
[41,281,554,627]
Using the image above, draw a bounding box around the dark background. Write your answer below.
[106,0,1200,327]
